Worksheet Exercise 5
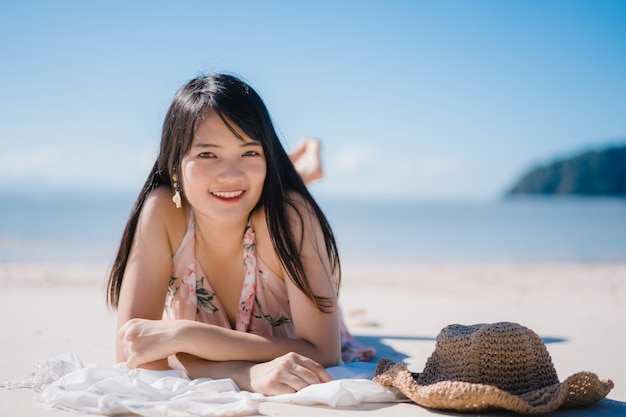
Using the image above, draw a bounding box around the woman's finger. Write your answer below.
[273,353,332,391]
[285,362,324,386]
[276,372,311,393]
[126,352,139,369]
[293,354,332,383]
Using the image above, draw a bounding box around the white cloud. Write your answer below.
[330,144,377,176]
[0,145,156,192]
[315,148,470,200]
[0,149,61,177]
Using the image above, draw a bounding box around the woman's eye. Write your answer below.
[243,150,261,157]
[199,152,217,158]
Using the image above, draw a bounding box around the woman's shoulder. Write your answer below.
[284,190,318,218]
[254,191,318,233]
[251,191,323,269]
[144,185,177,207]
[284,191,324,234]
[139,185,188,249]
[141,186,181,219]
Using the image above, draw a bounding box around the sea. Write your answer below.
[1,192,625,264]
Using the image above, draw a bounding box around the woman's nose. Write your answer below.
[216,160,245,182]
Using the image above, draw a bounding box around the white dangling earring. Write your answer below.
[172,173,182,209]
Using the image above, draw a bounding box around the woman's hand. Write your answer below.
[248,352,332,395]
[118,318,183,368]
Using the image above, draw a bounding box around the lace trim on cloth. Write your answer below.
[1,353,395,416]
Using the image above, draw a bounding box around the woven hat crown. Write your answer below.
[417,322,559,395]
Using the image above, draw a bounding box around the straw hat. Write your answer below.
[373,322,614,414]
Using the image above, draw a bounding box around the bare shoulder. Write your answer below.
[116,186,187,334]
[138,186,187,251]
[285,190,314,212]
[251,191,326,272]
[251,191,319,243]
[284,191,322,235]
[141,186,181,224]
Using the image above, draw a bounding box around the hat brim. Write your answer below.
[373,360,614,415]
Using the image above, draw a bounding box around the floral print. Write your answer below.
[340,321,377,363]
[165,211,376,363]
[165,216,295,336]
[195,277,219,314]
[166,264,219,317]
[251,295,292,328]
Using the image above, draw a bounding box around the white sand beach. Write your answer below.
[1,261,624,416]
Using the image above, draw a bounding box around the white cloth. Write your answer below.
[1,353,396,417]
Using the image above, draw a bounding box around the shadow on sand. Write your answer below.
[353,334,435,363]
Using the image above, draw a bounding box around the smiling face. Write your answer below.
[181,111,267,225]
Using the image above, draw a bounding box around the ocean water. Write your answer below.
[321,197,626,263]
[1,193,625,263]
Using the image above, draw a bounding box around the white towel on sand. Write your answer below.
[1,353,396,416]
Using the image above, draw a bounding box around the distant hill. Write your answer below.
[507,144,626,197]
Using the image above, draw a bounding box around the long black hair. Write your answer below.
[106,73,340,313]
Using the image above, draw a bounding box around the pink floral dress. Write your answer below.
[164,211,375,363]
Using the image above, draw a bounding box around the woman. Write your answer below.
[107,73,373,396]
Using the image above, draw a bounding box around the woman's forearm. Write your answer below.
[174,353,255,390]
[177,320,338,367]
[174,351,333,396]
[119,318,340,369]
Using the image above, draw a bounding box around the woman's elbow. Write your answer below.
[315,343,341,368]
[320,356,340,368]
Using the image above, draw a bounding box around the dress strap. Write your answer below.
[236,219,258,332]
[172,210,195,264]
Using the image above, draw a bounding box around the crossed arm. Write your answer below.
[115,189,340,395]
[118,318,334,394]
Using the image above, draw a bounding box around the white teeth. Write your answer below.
[212,190,243,198]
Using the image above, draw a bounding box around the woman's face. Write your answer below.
[181,112,266,224]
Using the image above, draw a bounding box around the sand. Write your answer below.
[1,261,624,416]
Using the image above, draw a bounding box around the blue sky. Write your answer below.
[1,0,625,201]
